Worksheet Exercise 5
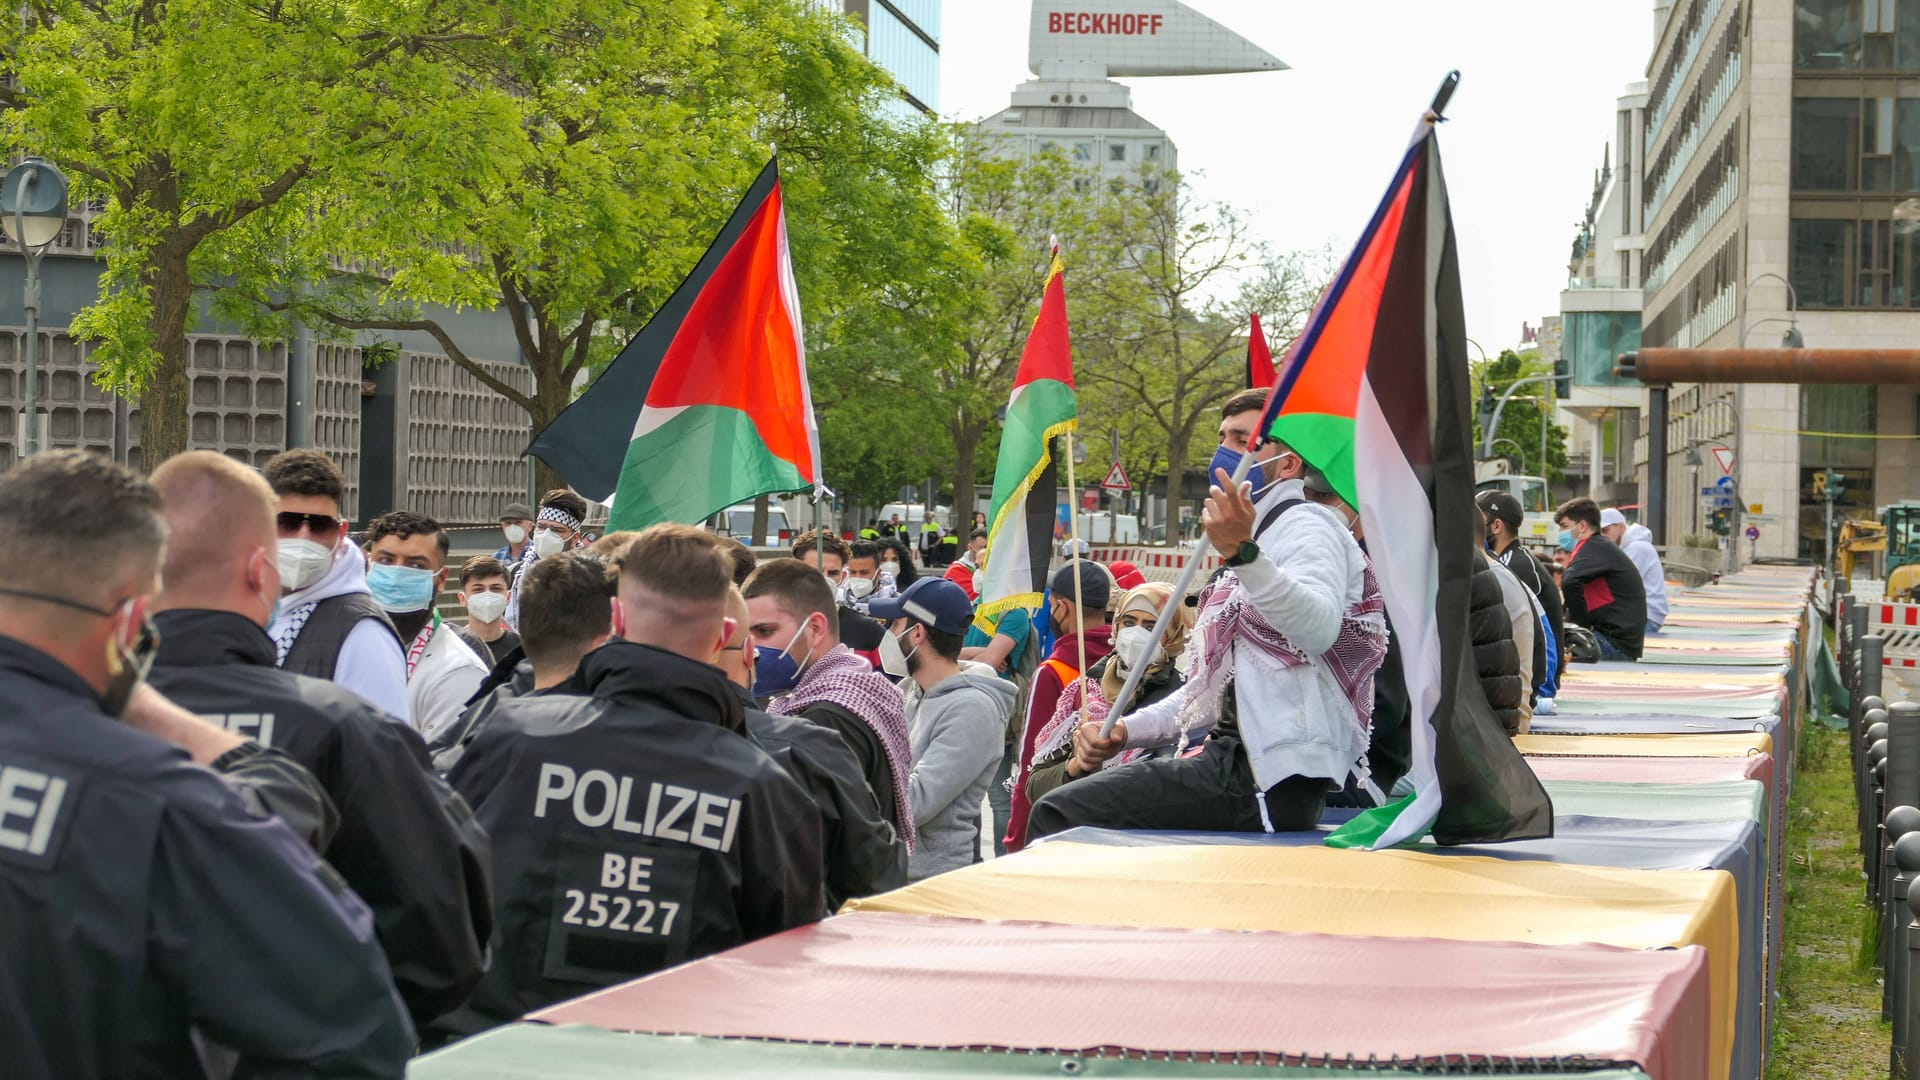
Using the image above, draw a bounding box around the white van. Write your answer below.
[710,503,793,547]
[877,503,949,532]
[1076,511,1141,545]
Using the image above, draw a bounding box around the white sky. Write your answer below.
[938,0,1655,355]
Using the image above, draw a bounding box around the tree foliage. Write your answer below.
[1,0,523,463]
[1473,348,1570,481]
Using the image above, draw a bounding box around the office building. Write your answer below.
[819,1,941,117]
[977,0,1284,178]
[1635,0,1920,562]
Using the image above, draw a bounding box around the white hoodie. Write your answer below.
[268,543,413,725]
[1620,523,1671,629]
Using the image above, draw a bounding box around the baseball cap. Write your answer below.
[1599,507,1627,529]
[1475,490,1523,532]
[1049,559,1113,611]
[1108,560,1146,590]
[866,577,974,636]
[500,502,533,521]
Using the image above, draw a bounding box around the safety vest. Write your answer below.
[859,528,879,540]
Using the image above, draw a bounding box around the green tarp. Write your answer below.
[409,1026,1649,1078]
[1540,780,1767,826]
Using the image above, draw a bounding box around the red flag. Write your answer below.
[1246,312,1276,388]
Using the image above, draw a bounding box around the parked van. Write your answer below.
[709,503,793,547]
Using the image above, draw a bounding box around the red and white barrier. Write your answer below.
[1872,602,1920,667]
[1089,545,1221,586]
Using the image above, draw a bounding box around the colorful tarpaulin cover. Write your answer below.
[412,1026,1663,1079]
[842,841,1739,1079]
[1526,755,1771,784]
[1537,781,1767,826]
[530,912,1710,1080]
[1514,732,1773,759]
[1528,714,1782,742]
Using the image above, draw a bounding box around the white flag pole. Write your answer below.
[1099,450,1257,738]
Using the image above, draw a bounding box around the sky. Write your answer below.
[937,0,1655,355]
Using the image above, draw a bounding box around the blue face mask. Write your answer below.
[1557,529,1576,553]
[368,563,438,613]
[1209,444,1245,486]
[751,623,814,698]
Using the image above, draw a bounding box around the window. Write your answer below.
[1073,143,1092,161]
[1563,311,1642,388]
[1796,0,1920,68]
[1144,144,1162,161]
[1793,218,1852,305]
[1109,143,1127,162]
[1794,97,1861,190]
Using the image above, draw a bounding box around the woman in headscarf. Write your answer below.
[1021,582,1192,805]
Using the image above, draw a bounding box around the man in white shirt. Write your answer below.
[1027,411,1388,838]
[365,511,491,744]
[1600,507,1670,635]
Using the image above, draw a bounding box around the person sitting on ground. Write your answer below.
[1555,496,1647,661]
[1023,582,1191,806]
[717,584,906,905]
[437,525,823,1040]
[870,578,1017,880]
[745,557,916,847]
[1600,507,1669,635]
[1002,558,1116,851]
[1474,507,1534,734]
[1026,426,1387,840]
[459,555,521,667]
[1476,490,1565,707]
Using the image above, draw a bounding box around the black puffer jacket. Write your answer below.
[1470,550,1524,733]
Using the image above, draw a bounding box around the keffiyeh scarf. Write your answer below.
[770,645,917,852]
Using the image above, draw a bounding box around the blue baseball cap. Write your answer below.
[867,576,974,636]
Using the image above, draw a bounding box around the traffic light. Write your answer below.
[1826,470,1847,500]
[1709,507,1730,536]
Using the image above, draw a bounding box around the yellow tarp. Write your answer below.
[1514,732,1773,759]
[844,842,1740,1080]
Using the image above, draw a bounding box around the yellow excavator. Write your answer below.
[1842,503,1920,601]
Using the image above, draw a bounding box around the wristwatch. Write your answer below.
[1224,539,1261,568]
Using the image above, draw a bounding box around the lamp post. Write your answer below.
[1684,443,1703,537]
[1481,372,1572,459]
[0,160,70,459]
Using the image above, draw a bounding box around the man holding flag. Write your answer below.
[1027,422,1386,839]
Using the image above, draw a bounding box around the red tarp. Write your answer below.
[534,912,1712,1080]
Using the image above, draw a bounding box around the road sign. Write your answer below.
[1746,525,1760,542]
[1713,496,1734,509]
[1700,487,1721,496]
[1714,475,1734,490]
[1100,460,1131,491]
[1711,446,1736,475]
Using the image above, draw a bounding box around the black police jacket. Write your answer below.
[148,609,493,1030]
[0,634,414,1078]
[733,682,905,909]
[435,639,826,1039]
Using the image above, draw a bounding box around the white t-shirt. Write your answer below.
[409,619,491,745]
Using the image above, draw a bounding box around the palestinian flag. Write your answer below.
[972,252,1077,631]
[527,158,822,528]
[1258,115,1552,849]
[1246,311,1276,388]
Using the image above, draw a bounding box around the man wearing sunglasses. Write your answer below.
[262,449,411,726]
[0,450,413,1076]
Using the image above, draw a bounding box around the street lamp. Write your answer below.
[1482,372,1572,459]
[1,160,70,459]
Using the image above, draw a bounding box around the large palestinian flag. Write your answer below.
[1259,115,1552,849]
[973,252,1077,632]
[528,158,822,529]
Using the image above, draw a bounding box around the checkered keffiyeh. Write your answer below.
[769,645,917,853]
[271,600,319,666]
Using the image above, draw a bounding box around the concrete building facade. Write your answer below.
[1630,0,1920,563]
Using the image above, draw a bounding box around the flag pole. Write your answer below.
[1101,450,1258,738]
[1061,429,1091,740]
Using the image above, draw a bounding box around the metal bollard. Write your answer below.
[1889,809,1920,1023]
[1868,639,1889,706]
[1902,843,1920,1078]
[1875,746,1891,893]
[1856,602,1873,687]
[1870,716,1894,863]
[1893,705,1920,816]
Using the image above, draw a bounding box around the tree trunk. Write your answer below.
[1165,431,1189,536]
[136,242,195,470]
[526,352,573,496]
[950,413,980,532]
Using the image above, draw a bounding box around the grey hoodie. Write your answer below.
[902,660,1018,881]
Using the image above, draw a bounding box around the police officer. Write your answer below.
[0,450,413,1076]
[437,523,825,1040]
[718,585,905,907]
[145,451,494,1032]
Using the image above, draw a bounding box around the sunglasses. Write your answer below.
[277,511,342,537]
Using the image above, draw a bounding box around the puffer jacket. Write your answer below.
[1470,550,1524,733]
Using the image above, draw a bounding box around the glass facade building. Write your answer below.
[837,0,941,116]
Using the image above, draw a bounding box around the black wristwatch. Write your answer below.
[1224,539,1261,568]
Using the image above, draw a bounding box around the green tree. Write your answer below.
[0,0,520,463]
[1073,169,1334,521]
[1474,348,1570,481]
[264,0,954,493]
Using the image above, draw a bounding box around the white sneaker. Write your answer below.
[1535,697,1557,716]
